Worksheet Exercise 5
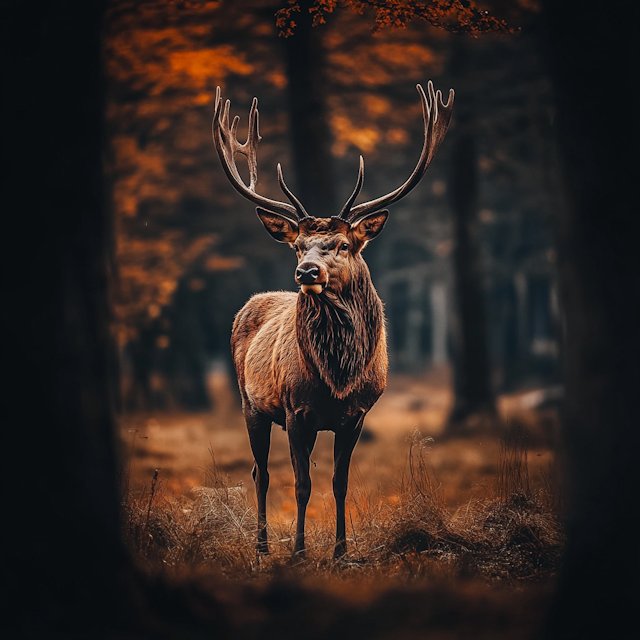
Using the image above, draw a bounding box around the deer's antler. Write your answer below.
[213,87,308,222]
[337,81,454,224]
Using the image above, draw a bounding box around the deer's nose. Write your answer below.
[296,266,319,284]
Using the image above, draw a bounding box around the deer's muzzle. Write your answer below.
[296,266,319,284]
[296,263,326,294]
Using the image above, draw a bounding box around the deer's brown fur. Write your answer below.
[231,216,388,557]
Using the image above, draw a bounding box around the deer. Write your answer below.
[212,81,453,558]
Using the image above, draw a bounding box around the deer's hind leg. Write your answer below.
[246,410,273,554]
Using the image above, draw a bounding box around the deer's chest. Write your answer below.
[284,375,383,431]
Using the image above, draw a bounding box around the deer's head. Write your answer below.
[212,83,454,296]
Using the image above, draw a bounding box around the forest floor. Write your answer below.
[118,368,564,639]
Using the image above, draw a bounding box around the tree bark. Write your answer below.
[3,2,141,635]
[541,1,640,637]
[165,283,211,410]
[283,0,336,216]
[448,37,496,427]
[127,321,158,410]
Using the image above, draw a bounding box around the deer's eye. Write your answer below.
[340,242,349,252]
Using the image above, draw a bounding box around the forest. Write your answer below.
[3,0,638,639]
[108,0,560,417]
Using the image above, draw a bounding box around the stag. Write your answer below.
[212,82,453,558]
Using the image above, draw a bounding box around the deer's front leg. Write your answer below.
[288,410,318,556]
[246,411,272,554]
[333,411,365,559]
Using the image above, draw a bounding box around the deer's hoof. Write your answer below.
[333,543,347,561]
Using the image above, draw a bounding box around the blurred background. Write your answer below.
[108,0,560,405]
[107,0,562,501]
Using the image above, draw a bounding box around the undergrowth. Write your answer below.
[121,428,563,584]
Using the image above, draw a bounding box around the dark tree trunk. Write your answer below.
[448,38,496,427]
[541,1,640,637]
[165,283,211,410]
[283,0,336,216]
[2,1,141,635]
[127,321,158,410]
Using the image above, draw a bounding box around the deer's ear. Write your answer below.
[256,207,299,243]
[350,210,389,244]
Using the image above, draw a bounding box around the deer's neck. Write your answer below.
[296,264,384,399]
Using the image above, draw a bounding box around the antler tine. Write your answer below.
[212,87,304,222]
[344,81,454,224]
[215,85,221,114]
[426,84,454,167]
[222,99,232,133]
[337,155,365,220]
[237,97,261,190]
[278,164,309,218]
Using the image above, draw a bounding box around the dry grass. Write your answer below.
[118,373,562,637]
[122,426,564,587]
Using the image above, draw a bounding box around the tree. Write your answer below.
[282,0,338,214]
[540,0,639,636]
[3,1,139,635]
[447,35,496,426]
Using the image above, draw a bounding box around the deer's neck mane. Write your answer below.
[296,262,383,399]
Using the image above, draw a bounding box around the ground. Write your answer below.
[119,366,559,527]
[118,367,562,638]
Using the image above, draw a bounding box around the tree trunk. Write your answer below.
[3,2,141,635]
[430,282,449,366]
[448,38,496,427]
[165,283,211,410]
[127,321,158,410]
[283,0,336,216]
[541,1,640,637]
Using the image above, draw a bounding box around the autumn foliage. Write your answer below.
[276,0,515,36]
